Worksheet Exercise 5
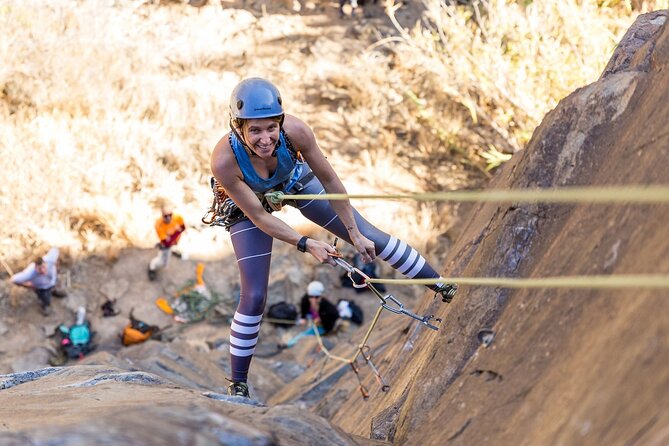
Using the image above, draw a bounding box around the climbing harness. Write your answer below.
[201,177,240,228]
[201,133,311,229]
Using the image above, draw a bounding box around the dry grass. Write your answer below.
[0,0,663,269]
[377,0,668,161]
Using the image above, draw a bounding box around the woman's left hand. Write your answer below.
[350,232,376,263]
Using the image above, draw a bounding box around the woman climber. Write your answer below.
[209,77,457,398]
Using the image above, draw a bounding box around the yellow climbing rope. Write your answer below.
[265,185,669,204]
[311,304,390,399]
[365,274,669,289]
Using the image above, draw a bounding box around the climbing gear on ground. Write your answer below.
[155,297,174,315]
[267,301,298,328]
[122,308,159,346]
[227,381,250,398]
[50,320,95,363]
[435,283,458,303]
[52,288,67,298]
[337,299,364,325]
[160,265,219,323]
[297,236,309,253]
[101,299,120,317]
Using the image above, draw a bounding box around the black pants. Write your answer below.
[35,287,53,308]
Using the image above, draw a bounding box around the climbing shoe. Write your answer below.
[147,266,157,282]
[227,381,250,398]
[435,283,458,303]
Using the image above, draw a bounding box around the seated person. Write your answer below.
[279,281,339,349]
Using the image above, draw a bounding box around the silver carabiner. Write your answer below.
[381,295,441,331]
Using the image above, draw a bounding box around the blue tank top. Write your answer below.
[230,131,302,193]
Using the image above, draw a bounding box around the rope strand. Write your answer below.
[266,185,669,204]
[365,275,669,289]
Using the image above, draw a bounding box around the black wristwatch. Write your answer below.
[297,236,309,253]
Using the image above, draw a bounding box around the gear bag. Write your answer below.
[267,301,298,328]
[122,309,159,346]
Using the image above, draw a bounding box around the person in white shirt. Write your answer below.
[10,247,66,316]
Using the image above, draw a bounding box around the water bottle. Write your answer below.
[76,306,86,326]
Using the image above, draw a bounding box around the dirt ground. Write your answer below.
[0,0,437,376]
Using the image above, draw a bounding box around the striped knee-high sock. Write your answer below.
[377,236,444,290]
[229,311,262,382]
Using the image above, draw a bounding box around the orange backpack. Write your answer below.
[122,325,153,346]
[121,309,158,346]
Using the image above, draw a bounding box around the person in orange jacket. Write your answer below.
[148,204,185,281]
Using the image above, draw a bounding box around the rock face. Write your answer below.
[322,10,669,445]
[0,361,371,446]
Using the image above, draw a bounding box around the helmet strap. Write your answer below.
[230,118,259,157]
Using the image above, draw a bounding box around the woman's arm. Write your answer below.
[210,135,337,265]
[283,115,376,263]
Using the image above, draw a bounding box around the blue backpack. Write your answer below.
[68,324,91,345]
[58,322,94,359]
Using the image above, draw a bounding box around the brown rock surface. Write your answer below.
[324,10,669,446]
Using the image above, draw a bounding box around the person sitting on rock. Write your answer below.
[10,247,66,316]
[209,77,457,398]
[148,203,186,281]
[278,281,340,349]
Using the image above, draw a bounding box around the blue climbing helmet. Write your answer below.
[229,78,284,121]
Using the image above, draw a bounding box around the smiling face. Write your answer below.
[240,117,281,158]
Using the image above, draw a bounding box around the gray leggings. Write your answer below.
[227,172,443,382]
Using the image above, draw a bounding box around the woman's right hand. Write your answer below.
[306,239,338,266]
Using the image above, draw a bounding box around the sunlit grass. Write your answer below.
[0,0,663,267]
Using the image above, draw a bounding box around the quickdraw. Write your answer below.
[329,239,441,330]
[305,238,445,399]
